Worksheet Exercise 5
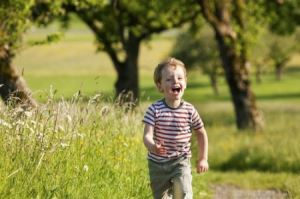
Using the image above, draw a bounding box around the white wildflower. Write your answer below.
[36,132,44,141]
[60,142,69,149]
[0,119,12,129]
[76,132,85,139]
[83,165,89,172]
[24,111,33,118]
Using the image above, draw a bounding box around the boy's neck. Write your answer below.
[164,98,182,109]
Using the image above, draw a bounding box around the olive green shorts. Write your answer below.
[148,156,192,199]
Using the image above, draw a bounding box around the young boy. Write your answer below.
[143,58,209,199]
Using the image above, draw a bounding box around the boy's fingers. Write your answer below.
[197,165,208,173]
[156,140,164,148]
[154,141,166,155]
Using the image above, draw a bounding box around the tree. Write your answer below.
[172,25,222,96]
[260,0,300,81]
[195,0,300,130]
[196,0,264,130]
[0,0,37,107]
[34,0,199,104]
[267,34,297,80]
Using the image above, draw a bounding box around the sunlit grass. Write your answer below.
[0,95,150,198]
[6,18,300,198]
[1,96,300,198]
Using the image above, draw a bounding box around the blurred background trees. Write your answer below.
[195,0,300,130]
[32,0,200,104]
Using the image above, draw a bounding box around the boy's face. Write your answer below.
[156,65,187,101]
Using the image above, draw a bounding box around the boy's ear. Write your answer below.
[156,82,163,93]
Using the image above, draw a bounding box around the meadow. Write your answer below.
[0,20,300,198]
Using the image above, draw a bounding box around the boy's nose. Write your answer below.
[171,77,178,83]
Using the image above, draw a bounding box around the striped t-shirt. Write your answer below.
[143,99,204,162]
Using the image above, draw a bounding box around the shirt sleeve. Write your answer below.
[191,106,204,130]
[142,104,156,126]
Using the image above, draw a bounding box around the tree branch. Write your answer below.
[197,0,236,39]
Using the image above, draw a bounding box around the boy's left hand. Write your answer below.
[196,159,209,173]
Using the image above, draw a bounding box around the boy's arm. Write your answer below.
[143,124,166,155]
[195,127,209,173]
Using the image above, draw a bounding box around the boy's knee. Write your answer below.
[172,176,192,199]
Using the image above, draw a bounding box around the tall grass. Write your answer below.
[0,94,150,198]
[1,95,300,198]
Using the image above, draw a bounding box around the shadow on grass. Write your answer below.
[285,66,300,74]
[214,148,300,173]
[257,93,300,100]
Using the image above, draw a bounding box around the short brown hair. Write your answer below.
[153,57,186,84]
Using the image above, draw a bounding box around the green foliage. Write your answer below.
[267,34,296,66]
[262,0,300,35]
[251,29,298,77]
[28,32,63,46]
[171,25,221,75]
[0,0,34,51]
[233,1,269,58]
[34,0,200,56]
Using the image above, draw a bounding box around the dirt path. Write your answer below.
[212,185,289,199]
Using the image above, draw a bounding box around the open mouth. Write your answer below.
[171,87,181,93]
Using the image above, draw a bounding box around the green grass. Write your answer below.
[3,19,300,198]
[25,74,115,101]
[0,99,150,198]
[1,97,300,198]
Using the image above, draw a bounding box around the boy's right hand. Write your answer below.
[151,141,166,155]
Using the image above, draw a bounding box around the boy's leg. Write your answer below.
[171,158,193,199]
[148,160,172,199]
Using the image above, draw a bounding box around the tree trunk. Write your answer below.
[255,64,262,84]
[209,72,219,96]
[197,0,263,130]
[0,46,36,107]
[275,63,283,81]
[215,32,262,130]
[114,35,140,105]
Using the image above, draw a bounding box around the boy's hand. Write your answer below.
[151,141,166,155]
[197,159,209,173]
